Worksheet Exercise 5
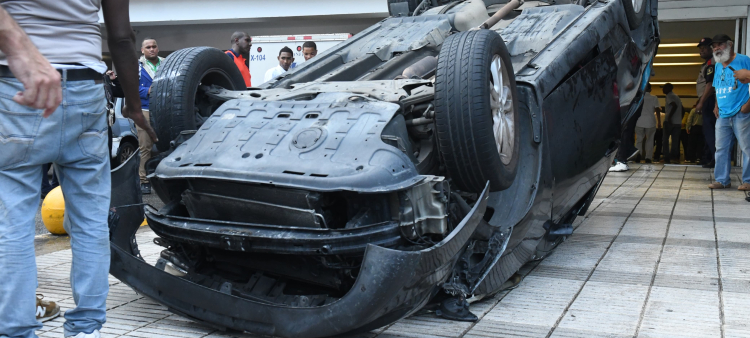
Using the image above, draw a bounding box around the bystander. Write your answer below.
[302,41,317,61]
[0,1,157,337]
[661,83,683,164]
[635,83,659,163]
[264,46,295,82]
[137,38,163,194]
[708,34,750,190]
[695,37,717,168]
[226,31,252,87]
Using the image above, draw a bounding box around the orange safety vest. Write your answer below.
[226,50,251,87]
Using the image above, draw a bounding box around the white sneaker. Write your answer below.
[608,162,629,172]
[66,330,100,338]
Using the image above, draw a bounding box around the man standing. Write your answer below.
[635,83,659,163]
[302,41,317,61]
[661,83,683,164]
[709,34,750,190]
[686,104,704,164]
[0,1,157,338]
[695,37,717,168]
[264,46,295,83]
[226,31,251,87]
[137,38,163,194]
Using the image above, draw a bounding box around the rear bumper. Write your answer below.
[109,183,487,337]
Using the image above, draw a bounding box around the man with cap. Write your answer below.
[708,34,750,190]
[695,37,717,168]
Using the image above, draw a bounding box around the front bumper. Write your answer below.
[110,172,488,337]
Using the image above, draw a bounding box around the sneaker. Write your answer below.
[36,294,60,323]
[141,183,151,195]
[738,183,750,191]
[627,149,640,161]
[66,330,100,338]
[645,159,652,164]
[708,181,731,189]
[608,161,629,172]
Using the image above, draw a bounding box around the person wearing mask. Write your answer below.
[711,34,750,190]
[634,83,659,163]
[302,41,317,61]
[695,37,717,168]
[686,104,704,165]
[264,46,295,83]
[226,31,251,87]
[137,38,163,194]
[0,1,157,337]
[661,83,683,164]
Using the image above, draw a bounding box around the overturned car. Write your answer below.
[109,0,659,336]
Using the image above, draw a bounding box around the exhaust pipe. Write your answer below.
[477,0,523,30]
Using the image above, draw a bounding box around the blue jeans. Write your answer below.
[0,74,110,338]
[714,111,750,185]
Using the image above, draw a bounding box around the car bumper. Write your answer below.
[109,180,488,337]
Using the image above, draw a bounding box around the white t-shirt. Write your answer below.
[636,93,659,128]
[264,65,295,83]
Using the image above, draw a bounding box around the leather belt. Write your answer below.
[0,65,102,81]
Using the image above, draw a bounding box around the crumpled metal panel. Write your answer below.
[154,93,424,192]
[345,16,452,62]
[498,5,585,72]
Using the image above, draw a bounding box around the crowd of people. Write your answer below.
[610,35,750,192]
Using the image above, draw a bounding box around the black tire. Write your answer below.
[388,0,421,16]
[434,30,519,193]
[623,0,646,30]
[112,141,137,168]
[150,47,246,151]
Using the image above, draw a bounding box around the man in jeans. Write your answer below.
[0,1,157,338]
[661,83,683,164]
[711,34,750,190]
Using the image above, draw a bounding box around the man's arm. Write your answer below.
[714,99,719,118]
[0,7,61,117]
[696,83,714,112]
[102,0,157,142]
[666,102,677,123]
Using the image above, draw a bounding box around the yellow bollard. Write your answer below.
[41,187,67,235]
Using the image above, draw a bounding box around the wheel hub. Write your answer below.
[490,55,514,166]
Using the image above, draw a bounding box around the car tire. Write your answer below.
[113,141,137,168]
[623,0,646,30]
[150,47,246,152]
[434,29,519,193]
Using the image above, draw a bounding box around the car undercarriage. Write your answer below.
[108,0,660,336]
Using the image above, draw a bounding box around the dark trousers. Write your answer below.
[702,96,717,164]
[680,129,689,160]
[616,104,642,163]
[654,128,663,160]
[40,163,59,195]
[662,122,681,163]
[688,125,705,163]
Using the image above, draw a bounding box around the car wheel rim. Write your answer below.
[632,0,643,12]
[490,55,514,166]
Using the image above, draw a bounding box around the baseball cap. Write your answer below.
[712,34,733,44]
[697,37,713,47]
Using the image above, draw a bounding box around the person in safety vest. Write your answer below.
[226,31,251,87]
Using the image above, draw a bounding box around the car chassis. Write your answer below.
[108,0,660,337]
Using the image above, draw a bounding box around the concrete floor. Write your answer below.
[31,164,750,338]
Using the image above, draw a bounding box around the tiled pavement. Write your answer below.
[33,164,750,338]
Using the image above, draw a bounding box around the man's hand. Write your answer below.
[103,0,158,143]
[106,70,117,81]
[714,105,719,118]
[742,100,750,114]
[122,104,158,142]
[148,86,151,96]
[734,69,750,84]
[0,7,61,117]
